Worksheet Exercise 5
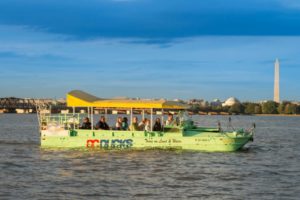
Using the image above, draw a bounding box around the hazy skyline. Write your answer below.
[1,0,300,101]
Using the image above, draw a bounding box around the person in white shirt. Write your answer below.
[144,119,151,131]
[115,117,122,130]
[165,113,175,126]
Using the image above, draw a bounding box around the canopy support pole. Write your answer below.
[91,107,94,130]
[105,108,107,119]
[72,107,75,129]
[150,108,153,131]
[130,108,133,125]
[161,109,164,126]
[142,110,145,120]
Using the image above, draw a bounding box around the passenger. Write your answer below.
[175,116,180,126]
[95,116,110,130]
[80,117,91,129]
[115,117,123,130]
[122,117,129,130]
[153,118,163,131]
[129,116,140,131]
[138,118,147,130]
[165,113,175,126]
[144,119,151,132]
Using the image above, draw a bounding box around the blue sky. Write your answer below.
[0,0,300,101]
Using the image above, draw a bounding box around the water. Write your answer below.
[0,114,299,200]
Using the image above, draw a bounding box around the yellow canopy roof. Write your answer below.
[67,90,188,109]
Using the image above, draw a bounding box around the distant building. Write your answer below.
[222,97,240,107]
[188,99,209,107]
[210,99,222,107]
[173,98,185,103]
[188,99,199,104]
[291,101,300,106]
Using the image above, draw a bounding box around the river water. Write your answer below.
[0,114,299,199]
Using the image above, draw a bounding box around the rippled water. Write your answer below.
[0,114,299,199]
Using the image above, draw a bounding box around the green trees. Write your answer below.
[254,105,262,114]
[244,103,262,114]
[244,101,299,115]
[211,105,223,112]
[298,105,300,114]
[277,101,298,114]
[244,103,255,114]
[189,104,200,113]
[229,103,244,114]
[277,101,287,114]
[262,101,278,114]
[188,100,299,115]
[284,103,297,114]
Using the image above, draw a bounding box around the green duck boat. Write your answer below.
[38,90,254,152]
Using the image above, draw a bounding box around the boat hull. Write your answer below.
[41,129,253,152]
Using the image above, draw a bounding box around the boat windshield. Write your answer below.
[177,111,194,128]
[178,111,190,121]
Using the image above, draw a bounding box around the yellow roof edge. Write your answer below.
[66,90,188,109]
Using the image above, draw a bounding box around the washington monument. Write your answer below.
[274,58,280,103]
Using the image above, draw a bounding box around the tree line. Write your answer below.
[189,101,300,115]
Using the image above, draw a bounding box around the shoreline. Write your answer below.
[1,113,300,117]
[253,114,300,117]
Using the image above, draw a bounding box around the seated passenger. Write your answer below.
[80,117,91,129]
[95,116,110,130]
[144,119,151,132]
[115,117,123,130]
[153,118,163,131]
[129,116,140,131]
[138,118,147,130]
[175,116,180,126]
[122,117,129,130]
[165,113,175,126]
